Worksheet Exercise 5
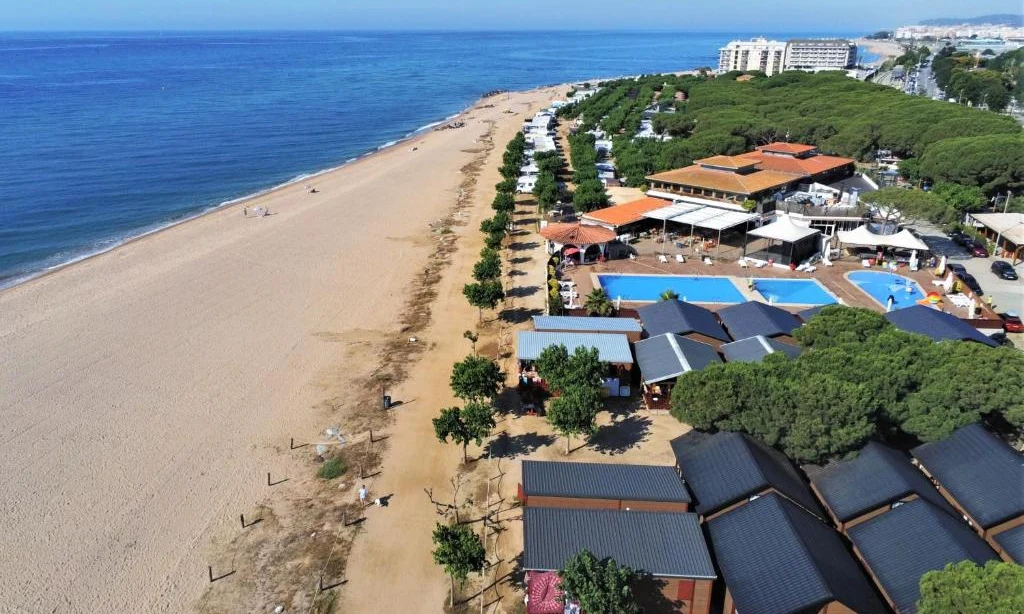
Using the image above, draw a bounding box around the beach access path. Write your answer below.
[0,87,559,612]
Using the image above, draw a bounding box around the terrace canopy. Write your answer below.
[837,225,929,251]
[743,214,822,266]
[643,203,758,257]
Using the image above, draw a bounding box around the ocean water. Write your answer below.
[0,31,856,287]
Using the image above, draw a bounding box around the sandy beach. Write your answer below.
[853,38,906,65]
[0,86,560,612]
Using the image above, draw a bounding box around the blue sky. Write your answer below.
[1,0,1020,31]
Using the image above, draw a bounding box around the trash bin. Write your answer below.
[382,395,392,409]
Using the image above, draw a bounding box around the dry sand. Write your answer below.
[0,87,561,613]
[853,38,906,65]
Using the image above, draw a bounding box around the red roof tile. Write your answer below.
[581,197,669,228]
[539,223,616,245]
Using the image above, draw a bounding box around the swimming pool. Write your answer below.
[752,279,838,306]
[596,274,745,303]
[847,271,924,310]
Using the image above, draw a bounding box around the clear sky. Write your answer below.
[1,0,1020,32]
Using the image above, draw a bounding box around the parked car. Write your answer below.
[967,240,989,258]
[956,272,984,296]
[949,231,971,246]
[1000,312,1023,333]
[947,263,967,276]
[991,260,1019,281]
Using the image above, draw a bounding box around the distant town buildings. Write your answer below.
[718,38,857,76]
[893,24,1024,41]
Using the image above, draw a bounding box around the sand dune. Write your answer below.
[0,87,558,612]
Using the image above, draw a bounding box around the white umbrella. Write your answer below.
[935,255,947,276]
[943,271,955,293]
[909,249,919,271]
[968,297,977,319]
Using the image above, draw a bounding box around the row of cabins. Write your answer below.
[520,423,1023,614]
[517,109,560,193]
[519,299,998,412]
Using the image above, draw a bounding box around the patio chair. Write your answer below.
[738,258,749,268]
[675,254,686,263]
[629,253,637,261]
[703,257,714,266]
[658,254,669,264]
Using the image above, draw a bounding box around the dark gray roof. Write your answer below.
[717,301,801,340]
[523,507,716,579]
[636,299,730,342]
[848,499,999,614]
[521,460,690,503]
[708,493,885,614]
[634,333,722,384]
[810,441,957,523]
[721,335,803,363]
[885,306,998,347]
[912,423,1024,528]
[670,431,822,517]
[798,304,830,321]
[994,523,1024,564]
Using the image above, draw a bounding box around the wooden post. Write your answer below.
[208,566,214,583]
[369,428,374,443]
[290,437,295,449]
[267,472,271,486]
[240,513,245,528]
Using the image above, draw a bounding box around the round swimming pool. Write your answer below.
[847,271,925,310]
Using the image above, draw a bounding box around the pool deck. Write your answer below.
[567,256,1002,319]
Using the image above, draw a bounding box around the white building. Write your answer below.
[784,39,857,71]
[718,38,787,76]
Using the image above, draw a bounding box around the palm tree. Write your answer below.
[584,288,615,316]
[659,289,680,302]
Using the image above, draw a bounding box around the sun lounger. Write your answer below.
[754,261,765,268]
[738,259,749,268]
[658,255,669,264]
[703,257,713,266]
[629,254,637,261]
[675,254,686,263]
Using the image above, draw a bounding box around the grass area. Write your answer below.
[317,458,347,480]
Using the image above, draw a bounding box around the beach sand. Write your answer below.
[0,87,561,612]
[853,38,906,66]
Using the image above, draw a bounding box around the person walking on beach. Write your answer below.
[243,206,247,217]
[358,484,368,506]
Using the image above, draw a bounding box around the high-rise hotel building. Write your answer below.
[718,38,788,76]
[718,38,857,75]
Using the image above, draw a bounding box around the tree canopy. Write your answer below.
[583,287,615,316]
[918,561,1024,614]
[432,403,496,463]
[463,280,504,320]
[431,522,487,606]
[558,550,641,614]
[449,354,503,403]
[672,306,1024,462]
[535,344,607,453]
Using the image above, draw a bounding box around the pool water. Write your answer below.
[752,279,838,306]
[847,271,924,310]
[597,274,745,303]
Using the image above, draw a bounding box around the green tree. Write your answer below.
[558,550,641,614]
[918,561,1024,614]
[463,280,504,321]
[548,383,603,454]
[492,191,516,213]
[659,289,680,301]
[432,403,496,463]
[449,354,503,403]
[583,287,615,316]
[536,345,605,395]
[472,251,502,282]
[792,306,891,349]
[919,134,1024,194]
[431,523,487,607]
[480,211,511,235]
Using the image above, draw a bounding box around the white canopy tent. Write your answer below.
[837,225,929,251]
[744,214,823,266]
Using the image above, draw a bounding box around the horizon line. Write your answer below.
[0,27,868,35]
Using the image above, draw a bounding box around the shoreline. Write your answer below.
[0,104,474,294]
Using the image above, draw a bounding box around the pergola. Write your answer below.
[744,214,822,266]
[538,223,616,263]
[643,203,758,258]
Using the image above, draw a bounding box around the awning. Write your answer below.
[748,214,821,243]
[563,247,580,255]
[673,207,758,231]
[837,225,928,250]
[643,202,703,221]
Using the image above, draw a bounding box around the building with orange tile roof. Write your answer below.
[646,144,855,208]
[580,197,671,231]
[539,223,617,263]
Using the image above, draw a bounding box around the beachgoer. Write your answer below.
[243,207,247,217]
[358,484,368,505]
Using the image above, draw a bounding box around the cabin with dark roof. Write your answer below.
[721,335,802,363]
[993,523,1024,564]
[716,301,801,343]
[524,507,716,614]
[634,334,722,410]
[708,493,885,614]
[519,460,691,513]
[669,431,821,521]
[912,423,1024,557]
[885,306,998,347]
[807,441,957,531]
[847,498,999,614]
[636,300,731,349]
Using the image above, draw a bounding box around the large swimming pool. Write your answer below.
[596,274,745,303]
[847,271,924,310]
[752,278,838,306]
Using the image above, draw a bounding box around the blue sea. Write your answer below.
[0,31,861,287]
